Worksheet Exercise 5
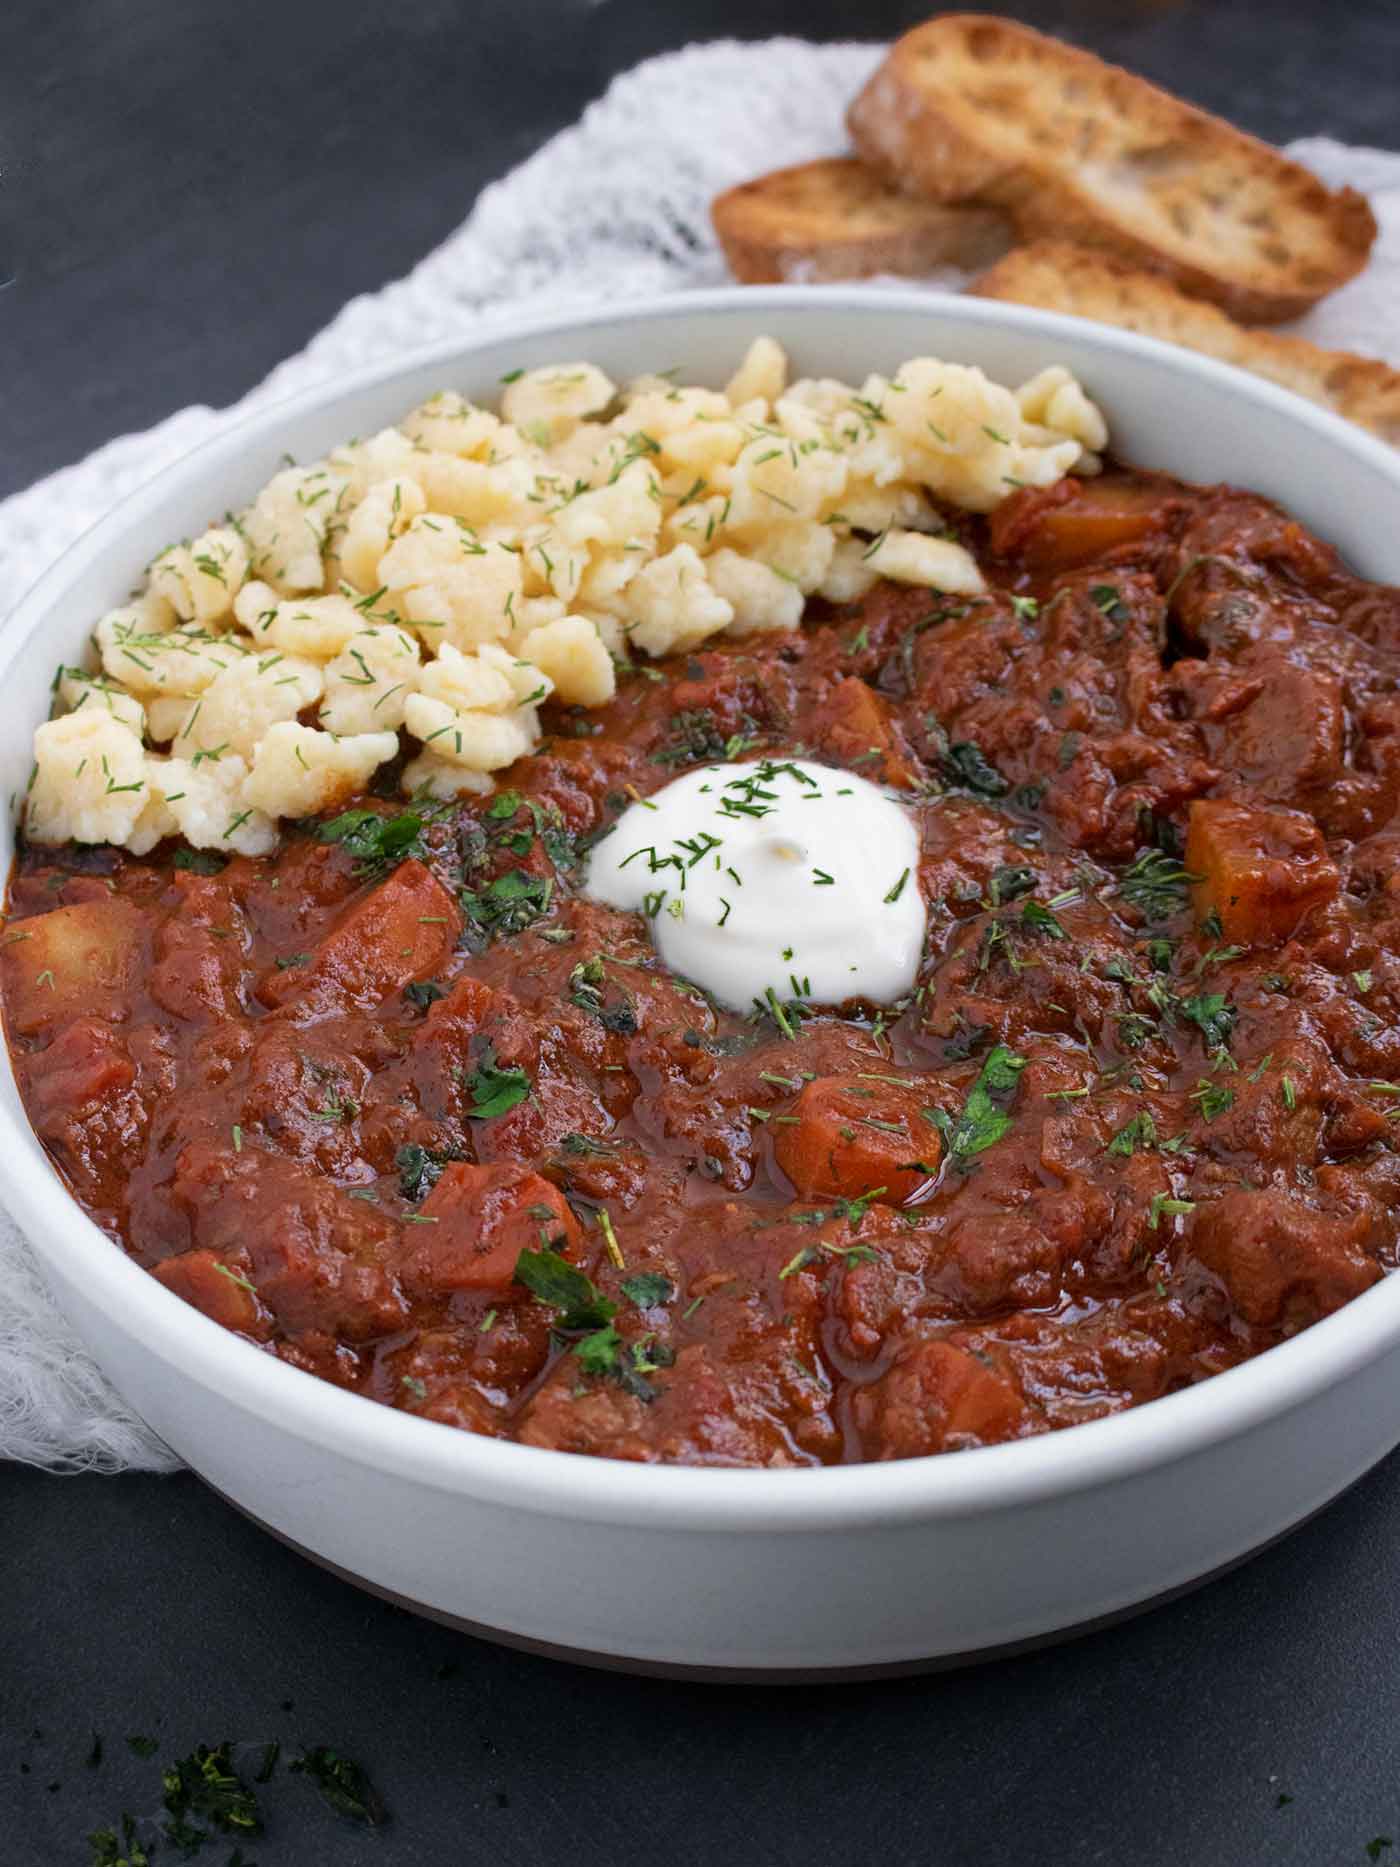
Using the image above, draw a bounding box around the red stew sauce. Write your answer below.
[8,469,1400,1466]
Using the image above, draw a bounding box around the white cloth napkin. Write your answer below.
[4,38,1400,1473]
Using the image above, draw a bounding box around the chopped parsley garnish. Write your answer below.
[395,1142,463,1201]
[1148,1194,1196,1230]
[569,955,638,1033]
[1116,848,1198,922]
[1179,992,1237,1052]
[942,739,1010,798]
[779,1241,881,1278]
[988,865,1037,905]
[1021,898,1068,939]
[925,1044,1028,1162]
[89,1816,153,1866]
[171,848,227,875]
[160,1741,263,1850]
[620,1271,675,1309]
[458,868,554,943]
[653,708,734,768]
[574,1324,623,1375]
[402,978,447,1011]
[557,1131,617,1159]
[790,1189,888,1233]
[1106,1111,1157,1157]
[460,1040,532,1119]
[1192,1079,1235,1121]
[513,1245,672,1396]
[290,1747,388,1826]
[514,1246,616,1332]
[316,804,435,873]
[751,985,806,1041]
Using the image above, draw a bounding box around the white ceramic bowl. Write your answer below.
[7,288,1400,1679]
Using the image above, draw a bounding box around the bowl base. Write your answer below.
[205,1477,1337,1682]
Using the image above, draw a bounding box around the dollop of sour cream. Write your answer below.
[584,758,926,1012]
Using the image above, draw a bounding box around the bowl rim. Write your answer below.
[7,280,1400,1534]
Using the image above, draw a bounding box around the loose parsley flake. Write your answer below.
[88,1816,153,1867]
[317,804,437,873]
[1106,1111,1157,1157]
[1192,1079,1235,1121]
[925,1044,1028,1162]
[461,1040,532,1119]
[160,1741,263,1850]
[1116,849,1198,922]
[652,708,733,768]
[568,955,638,1033]
[513,1246,615,1332]
[395,1142,463,1201]
[1148,1194,1196,1230]
[171,848,227,875]
[458,868,554,943]
[1021,899,1068,939]
[989,865,1037,905]
[290,1747,388,1826]
[513,1246,671,1392]
[621,1272,675,1309]
[942,739,1010,798]
[1179,992,1237,1052]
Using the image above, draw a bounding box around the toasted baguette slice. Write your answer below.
[711,156,1012,284]
[974,241,1400,446]
[849,15,1376,323]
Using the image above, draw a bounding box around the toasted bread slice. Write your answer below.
[848,15,1376,323]
[711,156,1012,284]
[974,241,1400,446]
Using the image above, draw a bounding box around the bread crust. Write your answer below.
[711,156,1012,284]
[848,15,1377,323]
[975,240,1400,446]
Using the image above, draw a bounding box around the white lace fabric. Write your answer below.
[2,38,1398,1472]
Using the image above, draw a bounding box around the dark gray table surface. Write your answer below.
[4,3,1399,1862]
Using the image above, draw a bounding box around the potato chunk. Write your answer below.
[256,857,461,1010]
[1,899,145,1037]
[1186,798,1339,948]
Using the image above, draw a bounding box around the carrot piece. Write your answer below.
[153,1247,265,1337]
[773,1073,939,1205]
[906,1340,1031,1445]
[812,678,920,789]
[988,476,1177,570]
[409,1162,584,1295]
[1185,798,1338,947]
[257,857,461,1009]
